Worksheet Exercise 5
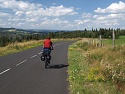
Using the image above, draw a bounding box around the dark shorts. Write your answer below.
[43,48,51,56]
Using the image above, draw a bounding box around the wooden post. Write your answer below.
[96,39,98,47]
[93,39,94,46]
[112,30,115,48]
[100,35,102,47]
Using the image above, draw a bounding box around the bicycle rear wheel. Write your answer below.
[45,56,49,69]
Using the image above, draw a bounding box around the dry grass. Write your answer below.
[0,38,76,56]
[0,40,43,56]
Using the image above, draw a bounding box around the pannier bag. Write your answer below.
[41,55,45,61]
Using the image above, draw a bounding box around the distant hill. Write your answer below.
[0,27,66,34]
[0,27,51,35]
[0,27,28,33]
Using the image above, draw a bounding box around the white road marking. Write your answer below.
[38,52,42,55]
[53,44,57,47]
[30,55,37,58]
[0,68,11,75]
[16,59,27,66]
[53,42,67,47]
[0,42,69,75]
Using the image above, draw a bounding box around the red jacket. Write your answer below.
[43,39,52,48]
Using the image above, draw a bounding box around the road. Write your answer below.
[0,41,75,94]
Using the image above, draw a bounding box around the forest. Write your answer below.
[0,27,125,47]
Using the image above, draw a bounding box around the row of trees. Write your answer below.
[48,28,123,39]
[0,28,125,47]
[0,33,47,47]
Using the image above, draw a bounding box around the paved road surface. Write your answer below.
[0,41,75,94]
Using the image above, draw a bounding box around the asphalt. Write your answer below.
[0,41,75,94]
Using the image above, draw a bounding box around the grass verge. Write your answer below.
[0,40,44,56]
[68,39,125,94]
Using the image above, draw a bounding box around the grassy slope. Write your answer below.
[0,40,43,56]
[68,37,125,94]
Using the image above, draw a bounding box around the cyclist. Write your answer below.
[43,37,53,51]
[41,37,53,61]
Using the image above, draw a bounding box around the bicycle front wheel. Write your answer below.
[45,57,49,69]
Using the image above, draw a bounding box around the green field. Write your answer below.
[103,36,125,45]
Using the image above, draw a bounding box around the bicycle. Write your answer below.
[41,48,52,69]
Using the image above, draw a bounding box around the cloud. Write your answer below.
[82,13,93,18]
[15,11,24,16]
[0,0,77,17]
[92,13,125,23]
[0,0,78,29]
[0,0,40,11]
[94,1,125,13]
[0,12,11,18]
[74,10,125,29]
[0,0,125,30]
[91,14,122,29]
[45,5,77,16]
[40,18,69,27]
[75,19,91,25]
[85,1,125,29]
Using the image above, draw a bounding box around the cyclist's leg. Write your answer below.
[49,49,52,60]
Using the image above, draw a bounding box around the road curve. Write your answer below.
[0,41,75,94]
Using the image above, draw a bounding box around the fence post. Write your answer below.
[100,35,102,47]
[96,39,98,47]
[93,39,94,46]
[112,30,115,48]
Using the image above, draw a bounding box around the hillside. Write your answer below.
[0,27,49,35]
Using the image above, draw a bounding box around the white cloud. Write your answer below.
[46,5,77,16]
[0,0,77,17]
[88,1,125,29]
[93,13,125,21]
[15,11,24,16]
[75,20,83,25]
[94,1,125,13]
[0,0,125,30]
[24,5,77,18]
[0,12,11,18]
[0,0,40,11]
[40,18,69,26]
[74,11,125,29]
[75,19,91,25]
[26,17,38,22]
[107,13,125,19]
[96,16,106,20]
[82,13,93,18]
[91,15,122,29]
[27,18,74,29]
[0,0,78,29]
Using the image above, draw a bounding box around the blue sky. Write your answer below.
[0,0,125,30]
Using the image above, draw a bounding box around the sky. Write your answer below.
[0,0,125,30]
